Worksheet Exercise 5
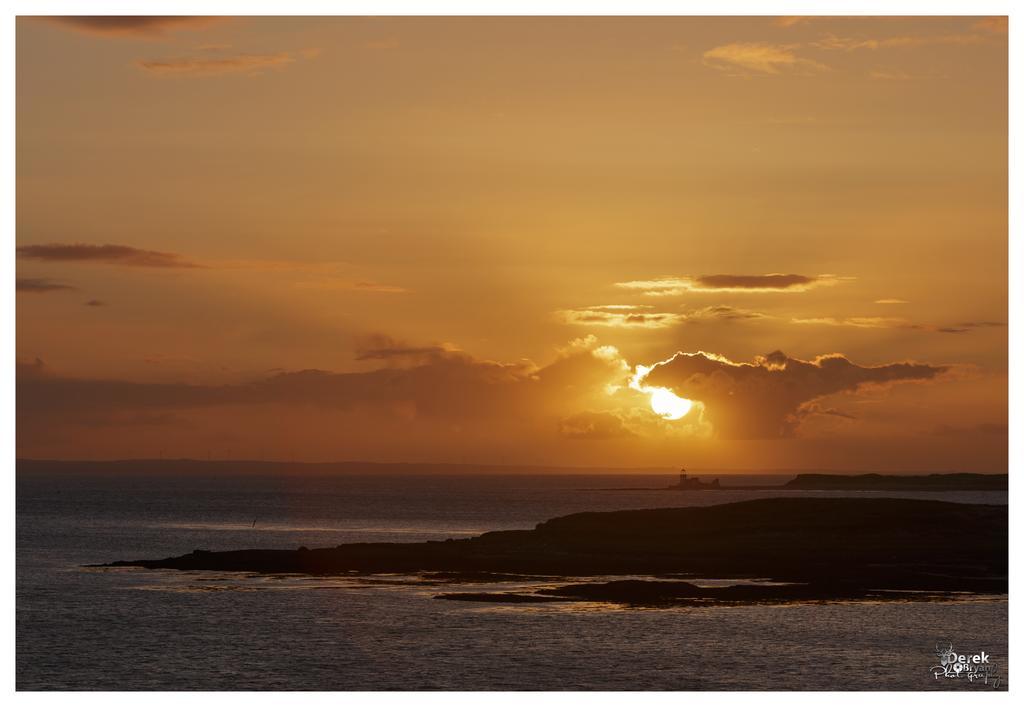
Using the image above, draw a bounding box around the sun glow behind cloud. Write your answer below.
[648,387,693,420]
[629,362,697,421]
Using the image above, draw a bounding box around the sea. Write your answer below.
[16,469,1009,691]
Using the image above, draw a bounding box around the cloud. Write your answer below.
[12,340,630,463]
[615,273,843,296]
[17,243,199,268]
[637,349,947,439]
[354,335,466,365]
[875,298,908,305]
[16,278,76,293]
[17,246,404,298]
[558,411,635,440]
[792,316,1005,334]
[703,42,829,75]
[556,304,768,330]
[84,299,107,307]
[43,16,223,38]
[17,335,976,465]
[811,32,990,51]
[17,339,629,432]
[138,52,300,76]
[791,316,906,329]
[705,28,999,80]
[685,305,767,321]
[17,337,666,463]
[555,306,683,329]
[798,401,857,421]
[697,274,828,291]
[935,321,1006,334]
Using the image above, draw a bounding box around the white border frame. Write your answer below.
[3,1,1017,702]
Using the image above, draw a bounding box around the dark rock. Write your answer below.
[97,497,1007,601]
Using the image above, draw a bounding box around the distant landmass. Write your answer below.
[597,471,1008,492]
[781,472,1008,491]
[99,497,1007,606]
[16,458,1010,482]
[661,471,1009,491]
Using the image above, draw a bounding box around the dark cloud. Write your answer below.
[16,342,624,429]
[556,304,765,329]
[799,402,857,420]
[558,411,634,440]
[936,322,1006,334]
[640,350,946,439]
[15,340,642,460]
[17,243,199,268]
[792,316,906,329]
[685,305,766,321]
[353,335,467,365]
[42,16,223,38]
[16,278,76,293]
[615,273,843,296]
[84,300,107,307]
[793,316,1005,334]
[697,274,816,290]
[556,307,683,329]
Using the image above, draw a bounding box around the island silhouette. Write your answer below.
[99,496,1006,606]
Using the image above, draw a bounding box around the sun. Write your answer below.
[649,387,693,420]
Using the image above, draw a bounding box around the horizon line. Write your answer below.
[14,458,1006,476]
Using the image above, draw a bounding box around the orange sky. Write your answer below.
[16,16,1008,471]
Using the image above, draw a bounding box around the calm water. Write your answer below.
[16,470,1008,690]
